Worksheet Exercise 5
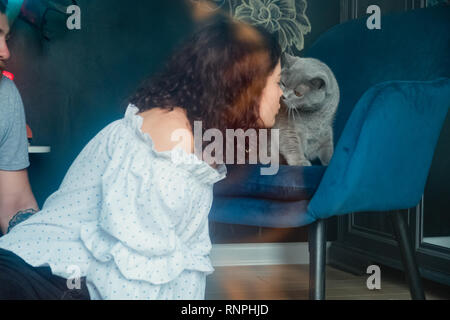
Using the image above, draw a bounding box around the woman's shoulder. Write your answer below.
[93,104,193,162]
[138,106,194,155]
[98,104,226,185]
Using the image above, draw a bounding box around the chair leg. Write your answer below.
[308,219,327,300]
[388,211,425,300]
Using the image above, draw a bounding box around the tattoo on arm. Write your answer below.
[7,208,39,234]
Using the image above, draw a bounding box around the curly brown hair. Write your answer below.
[130,16,281,162]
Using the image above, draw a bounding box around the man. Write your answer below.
[0,0,39,235]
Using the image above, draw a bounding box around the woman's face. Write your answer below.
[259,60,283,128]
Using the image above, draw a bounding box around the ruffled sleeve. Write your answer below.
[124,104,227,185]
[79,104,227,299]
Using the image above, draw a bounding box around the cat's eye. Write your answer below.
[294,90,303,97]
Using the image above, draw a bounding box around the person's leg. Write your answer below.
[0,248,90,300]
[0,271,37,299]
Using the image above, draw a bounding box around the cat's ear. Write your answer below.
[282,52,297,68]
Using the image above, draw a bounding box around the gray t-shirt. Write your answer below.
[0,76,30,170]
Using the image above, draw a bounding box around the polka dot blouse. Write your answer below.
[0,104,227,300]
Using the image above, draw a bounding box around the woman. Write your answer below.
[0,17,282,300]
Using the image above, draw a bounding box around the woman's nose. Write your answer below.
[0,40,10,61]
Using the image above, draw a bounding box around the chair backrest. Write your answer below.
[303,6,450,144]
[307,78,450,219]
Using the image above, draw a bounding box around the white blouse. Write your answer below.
[0,104,227,300]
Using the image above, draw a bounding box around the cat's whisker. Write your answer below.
[290,107,296,121]
[295,107,301,120]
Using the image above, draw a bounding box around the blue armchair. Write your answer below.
[210,6,450,300]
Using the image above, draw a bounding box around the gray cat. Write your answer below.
[270,53,340,166]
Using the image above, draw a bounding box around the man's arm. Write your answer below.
[0,77,39,235]
[0,169,39,234]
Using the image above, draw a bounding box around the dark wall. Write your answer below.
[302,0,340,51]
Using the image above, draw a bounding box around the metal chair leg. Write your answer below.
[308,219,327,300]
[389,211,425,300]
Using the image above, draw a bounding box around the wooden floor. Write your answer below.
[205,264,450,300]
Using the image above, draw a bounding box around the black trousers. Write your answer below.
[0,248,90,300]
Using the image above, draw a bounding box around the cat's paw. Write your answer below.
[287,159,312,166]
[299,160,312,166]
